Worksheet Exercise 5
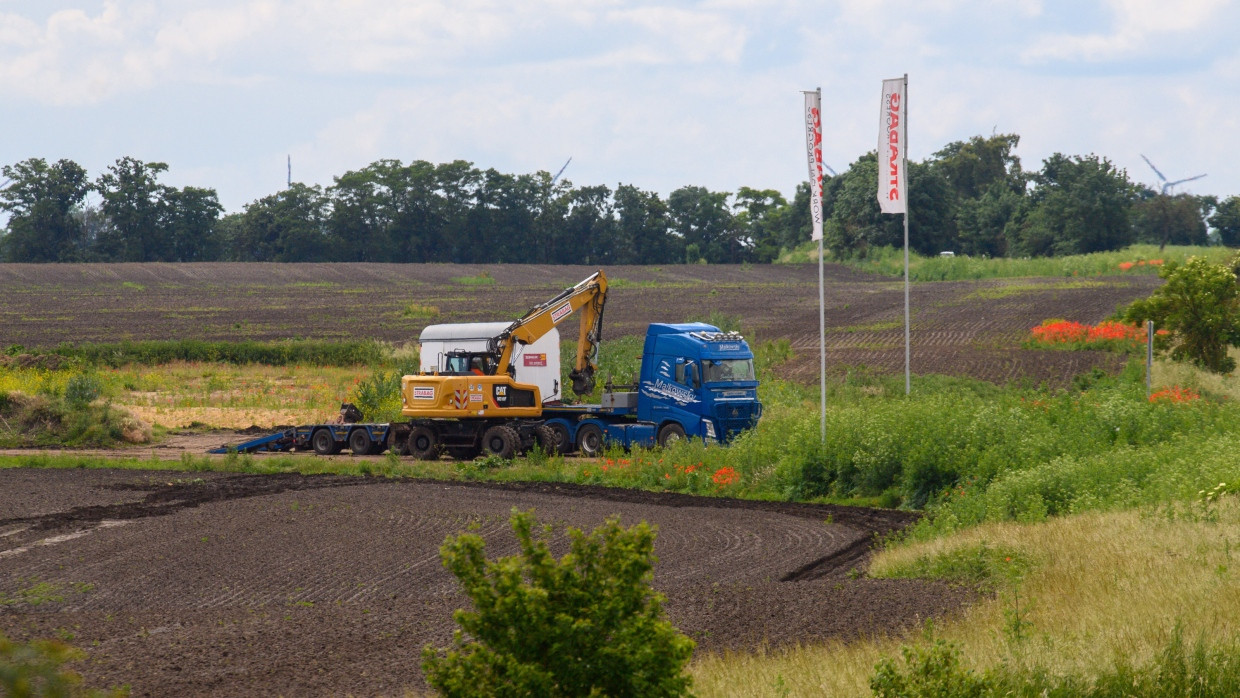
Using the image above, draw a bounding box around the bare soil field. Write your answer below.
[0,468,973,696]
[0,262,1162,385]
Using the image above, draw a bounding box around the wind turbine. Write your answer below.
[822,164,837,177]
[0,178,11,190]
[550,157,572,186]
[1140,154,1206,195]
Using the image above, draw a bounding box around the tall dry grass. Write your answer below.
[691,497,1240,696]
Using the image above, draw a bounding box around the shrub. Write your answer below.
[422,508,695,697]
[1124,256,1240,373]
[0,631,125,697]
[64,372,102,408]
[870,638,988,698]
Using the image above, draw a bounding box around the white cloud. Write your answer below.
[1023,0,1229,63]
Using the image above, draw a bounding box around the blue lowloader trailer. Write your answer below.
[209,422,403,456]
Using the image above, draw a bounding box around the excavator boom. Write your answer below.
[491,270,608,396]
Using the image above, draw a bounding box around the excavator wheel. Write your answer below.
[407,425,439,460]
[481,425,519,460]
[545,422,574,455]
[312,428,341,456]
[348,428,373,456]
[533,425,559,455]
[575,423,604,458]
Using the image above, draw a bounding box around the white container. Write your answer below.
[418,322,563,403]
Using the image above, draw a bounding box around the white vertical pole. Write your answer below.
[819,233,826,442]
[902,74,911,396]
[1146,319,1154,398]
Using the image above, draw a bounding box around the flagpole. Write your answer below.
[817,87,826,442]
[902,73,910,396]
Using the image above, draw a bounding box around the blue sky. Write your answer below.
[1,0,1237,214]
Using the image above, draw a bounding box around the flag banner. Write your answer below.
[803,90,824,241]
[877,77,906,215]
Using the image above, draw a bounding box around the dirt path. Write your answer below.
[0,468,972,696]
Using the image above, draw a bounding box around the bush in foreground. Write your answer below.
[422,508,694,697]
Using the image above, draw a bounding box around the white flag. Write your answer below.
[803,90,824,241]
[877,77,906,215]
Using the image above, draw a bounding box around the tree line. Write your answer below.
[2,137,1239,264]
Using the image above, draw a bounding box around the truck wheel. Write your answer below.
[545,422,574,455]
[407,425,439,460]
[446,446,481,461]
[481,425,518,459]
[657,423,686,448]
[576,423,604,458]
[348,428,373,455]
[312,428,340,455]
[534,425,559,455]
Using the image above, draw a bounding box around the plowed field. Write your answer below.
[0,469,973,696]
[0,262,1162,385]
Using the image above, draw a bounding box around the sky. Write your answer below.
[1,0,1237,214]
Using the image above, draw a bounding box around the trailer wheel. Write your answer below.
[312,428,340,456]
[348,428,373,456]
[534,425,560,455]
[481,425,519,459]
[407,425,439,460]
[545,422,574,455]
[657,423,686,448]
[576,423,604,458]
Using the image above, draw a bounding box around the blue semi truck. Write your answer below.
[541,322,762,456]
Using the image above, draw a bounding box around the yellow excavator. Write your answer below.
[398,270,608,460]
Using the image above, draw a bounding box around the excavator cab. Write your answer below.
[442,351,498,376]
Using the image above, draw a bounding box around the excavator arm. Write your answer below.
[490,270,608,396]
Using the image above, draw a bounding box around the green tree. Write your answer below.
[930,133,1023,201]
[822,153,956,258]
[94,157,173,262]
[614,184,680,264]
[1124,256,1240,373]
[0,158,91,262]
[1131,191,1208,249]
[422,508,695,698]
[164,186,224,261]
[1007,153,1136,257]
[668,186,737,263]
[1210,196,1240,247]
[234,183,330,262]
[955,182,1022,257]
[734,187,788,262]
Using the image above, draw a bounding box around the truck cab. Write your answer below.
[638,323,762,445]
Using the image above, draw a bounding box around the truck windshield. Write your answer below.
[703,358,755,383]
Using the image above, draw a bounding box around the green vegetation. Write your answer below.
[1125,255,1240,373]
[401,302,440,319]
[422,508,694,697]
[450,271,495,286]
[0,383,151,448]
[871,631,1240,698]
[24,338,386,368]
[780,242,1232,280]
[5,133,1234,266]
[1,631,127,697]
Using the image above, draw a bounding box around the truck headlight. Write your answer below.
[703,420,717,441]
